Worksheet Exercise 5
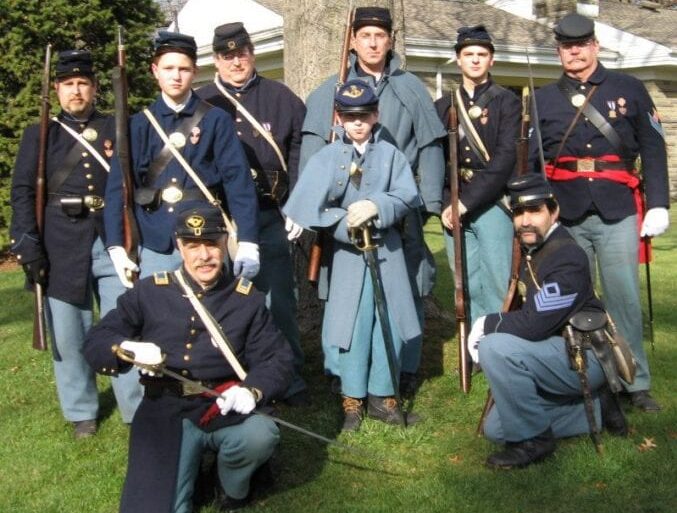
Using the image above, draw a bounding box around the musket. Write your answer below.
[448,92,472,394]
[525,49,546,177]
[111,26,139,275]
[32,44,52,351]
[477,86,532,434]
[307,4,355,283]
[349,225,407,426]
[112,345,376,460]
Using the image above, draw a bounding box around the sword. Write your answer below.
[112,345,374,459]
[349,225,408,427]
[642,236,655,351]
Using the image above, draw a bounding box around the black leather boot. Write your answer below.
[486,428,556,469]
[367,394,419,427]
[341,396,364,432]
[630,390,661,412]
[600,386,628,436]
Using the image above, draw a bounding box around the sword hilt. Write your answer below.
[349,225,377,252]
[112,343,166,374]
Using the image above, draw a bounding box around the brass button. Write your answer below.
[86,173,92,179]
[186,343,193,349]
[168,207,174,213]
[465,146,470,151]
[465,158,471,163]
[84,163,90,168]
[87,185,95,191]
[102,367,107,372]
[171,177,177,183]
[586,143,592,149]
[191,316,195,322]
[181,370,189,376]
[183,355,190,361]
[237,131,242,136]
[82,152,88,157]
[196,292,203,299]
[190,329,196,335]
[588,178,593,182]
[236,118,242,123]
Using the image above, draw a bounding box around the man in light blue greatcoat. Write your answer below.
[299,6,446,391]
[285,80,421,431]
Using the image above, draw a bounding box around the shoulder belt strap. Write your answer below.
[172,269,248,380]
[454,87,497,165]
[47,116,110,194]
[212,73,288,173]
[556,78,632,159]
[145,100,212,187]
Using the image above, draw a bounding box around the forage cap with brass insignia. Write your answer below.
[55,49,95,81]
[335,79,379,113]
[213,22,251,54]
[507,174,557,210]
[175,204,227,241]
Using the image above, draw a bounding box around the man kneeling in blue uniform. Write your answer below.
[471,174,628,469]
[85,204,294,512]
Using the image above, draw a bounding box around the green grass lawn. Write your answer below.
[1,214,675,513]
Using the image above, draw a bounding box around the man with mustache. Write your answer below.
[530,13,670,412]
[10,49,141,437]
[470,174,627,469]
[84,204,294,512]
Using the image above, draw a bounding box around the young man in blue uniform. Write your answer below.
[472,174,627,469]
[285,80,421,431]
[84,204,294,513]
[10,49,141,437]
[435,25,520,323]
[197,23,308,405]
[104,32,260,286]
[300,6,446,390]
[530,13,670,412]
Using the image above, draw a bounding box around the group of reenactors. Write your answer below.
[9,6,670,512]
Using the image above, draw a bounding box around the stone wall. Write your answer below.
[646,80,677,200]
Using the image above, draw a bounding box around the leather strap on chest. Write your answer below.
[455,83,503,166]
[144,100,211,187]
[47,116,109,194]
[556,78,632,160]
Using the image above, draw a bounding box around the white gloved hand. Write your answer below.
[346,200,378,228]
[285,217,303,241]
[232,242,260,279]
[108,246,139,289]
[119,340,163,376]
[216,386,256,415]
[468,316,486,365]
[640,207,669,237]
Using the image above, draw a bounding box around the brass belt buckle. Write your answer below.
[83,195,104,210]
[161,185,183,204]
[577,158,595,173]
[182,381,203,396]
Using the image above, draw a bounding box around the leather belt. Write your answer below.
[141,377,225,398]
[47,194,105,210]
[553,159,634,173]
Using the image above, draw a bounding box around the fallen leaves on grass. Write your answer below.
[637,437,657,452]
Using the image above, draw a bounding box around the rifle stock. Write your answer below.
[32,44,52,351]
[307,5,355,283]
[448,93,472,393]
[112,26,139,269]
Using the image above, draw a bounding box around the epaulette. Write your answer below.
[153,271,171,286]
[235,277,253,295]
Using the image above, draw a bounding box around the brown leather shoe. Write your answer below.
[367,395,419,427]
[73,419,97,439]
[341,396,364,432]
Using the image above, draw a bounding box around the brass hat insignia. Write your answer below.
[342,85,364,99]
[186,214,206,234]
[227,40,236,50]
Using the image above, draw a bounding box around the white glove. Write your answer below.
[232,242,260,279]
[468,316,486,365]
[285,217,303,241]
[108,246,139,289]
[119,340,163,376]
[216,386,256,415]
[640,207,669,237]
[346,200,378,228]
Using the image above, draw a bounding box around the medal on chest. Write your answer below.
[190,127,201,145]
[104,139,114,158]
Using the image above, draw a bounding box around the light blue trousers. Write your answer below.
[174,416,279,513]
[252,209,305,397]
[47,237,142,423]
[564,214,650,392]
[479,333,605,443]
[444,203,513,324]
[339,270,403,398]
